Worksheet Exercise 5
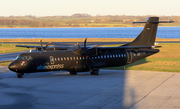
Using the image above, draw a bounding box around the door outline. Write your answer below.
[126,49,133,63]
[50,56,55,64]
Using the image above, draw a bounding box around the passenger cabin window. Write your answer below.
[95,57,97,59]
[64,57,66,61]
[73,57,76,60]
[76,57,78,60]
[61,58,63,61]
[104,55,106,58]
[67,57,69,60]
[92,57,94,59]
[79,57,82,60]
[98,56,100,59]
[119,54,121,57]
[70,57,72,60]
[58,58,60,61]
[110,55,112,58]
[121,54,123,57]
[101,55,103,58]
[113,55,115,58]
[107,55,109,58]
[124,54,126,57]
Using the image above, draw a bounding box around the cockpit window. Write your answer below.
[16,55,33,60]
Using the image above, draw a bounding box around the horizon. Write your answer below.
[0,0,180,17]
[1,14,179,17]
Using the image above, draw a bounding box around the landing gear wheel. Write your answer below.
[93,70,99,75]
[91,69,99,75]
[69,71,77,75]
[17,73,24,78]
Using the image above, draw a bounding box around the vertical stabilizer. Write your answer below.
[124,17,159,46]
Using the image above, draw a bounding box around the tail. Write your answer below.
[124,17,173,46]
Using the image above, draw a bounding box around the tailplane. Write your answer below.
[124,17,173,46]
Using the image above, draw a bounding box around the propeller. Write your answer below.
[76,37,87,53]
[77,37,94,65]
[39,38,51,51]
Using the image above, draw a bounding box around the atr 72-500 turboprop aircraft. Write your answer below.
[8,17,173,78]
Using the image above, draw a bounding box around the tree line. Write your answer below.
[0,14,180,27]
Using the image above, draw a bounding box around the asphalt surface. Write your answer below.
[0,67,180,109]
[1,41,180,108]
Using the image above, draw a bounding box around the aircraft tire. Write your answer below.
[91,70,99,75]
[93,70,99,75]
[17,73,24,78]
[69,71,77,75]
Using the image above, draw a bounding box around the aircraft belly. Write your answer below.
[91,57,126,68]
[107,58,126,67]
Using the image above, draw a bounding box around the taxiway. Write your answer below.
[0,67,180,109]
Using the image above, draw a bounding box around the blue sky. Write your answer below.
[0,0,180,16]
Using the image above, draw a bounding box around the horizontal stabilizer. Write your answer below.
[133,21,174,23]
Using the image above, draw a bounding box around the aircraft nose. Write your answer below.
[8,62,17,72]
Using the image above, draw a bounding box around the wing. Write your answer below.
[15,45,69,51]
[16,45,42,49]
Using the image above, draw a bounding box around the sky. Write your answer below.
[0,0,180,16]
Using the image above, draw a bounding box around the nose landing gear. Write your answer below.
[16,73,24,78]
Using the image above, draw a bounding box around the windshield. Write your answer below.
[16,55,33,60]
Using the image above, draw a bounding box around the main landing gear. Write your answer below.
[90,69,99,75]
[16,73,24,78]
[69,69,99,75]
[69,71,77,75]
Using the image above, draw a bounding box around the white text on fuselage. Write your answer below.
[37,64,64,70]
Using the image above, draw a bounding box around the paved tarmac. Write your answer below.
[0,66,180,109]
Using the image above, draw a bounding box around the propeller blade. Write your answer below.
[40,38,43,51]
[84,37,87,51]
[77,43,81,50]
[45,42,51,50]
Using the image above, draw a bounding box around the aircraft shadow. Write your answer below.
[125,58,149,69]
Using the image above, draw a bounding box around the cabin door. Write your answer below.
[126,49,133,63]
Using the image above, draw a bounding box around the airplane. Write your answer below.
[8,17,173,78]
